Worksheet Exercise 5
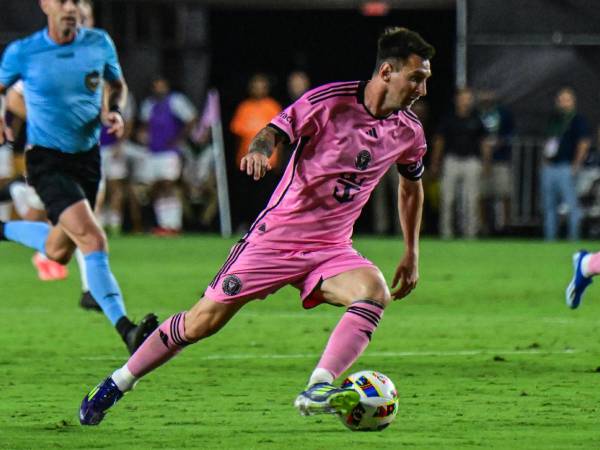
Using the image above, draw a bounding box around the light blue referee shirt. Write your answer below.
[0,27,123,153]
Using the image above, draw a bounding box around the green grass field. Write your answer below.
[1,235,599,449]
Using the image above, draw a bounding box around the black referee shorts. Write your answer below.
[25,145,101,225]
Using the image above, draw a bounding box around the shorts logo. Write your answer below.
[85,70,101,92]
[222,275,242,296]
[355,150,371,171]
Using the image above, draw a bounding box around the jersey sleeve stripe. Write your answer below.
[307,82,360,102]
[309,91,359,105]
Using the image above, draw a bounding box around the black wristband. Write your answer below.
[109,104,123,117]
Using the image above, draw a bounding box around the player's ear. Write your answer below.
[379,62,394,83]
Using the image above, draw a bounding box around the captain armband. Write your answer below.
[396,159,424,181]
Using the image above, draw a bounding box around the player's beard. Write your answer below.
[60,17,77,39]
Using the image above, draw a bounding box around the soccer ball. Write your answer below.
[338,370,399,431]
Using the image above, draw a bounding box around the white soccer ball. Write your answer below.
[338,370,399,431]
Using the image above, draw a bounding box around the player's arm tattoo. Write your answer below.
[248,126,286,158]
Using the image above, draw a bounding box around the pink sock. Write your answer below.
[585,252,600,276]
[316,301,384,380]
[127,312,189,378]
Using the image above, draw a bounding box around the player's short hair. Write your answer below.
[374,27,435,72]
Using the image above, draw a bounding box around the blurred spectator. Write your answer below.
[0,126,14,221]
[286,70,311,104]
[230,73,282,169]
[477,89,515,235]
[183,91,221,230]
[229,73,281,229]
[540,87,591,240]
[431,88,489,239]
[371,100,430,235]
[99,91,147,234]
[139,76,197,235]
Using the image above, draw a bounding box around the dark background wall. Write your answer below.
[467,0,600,134]
[0,2,455,133]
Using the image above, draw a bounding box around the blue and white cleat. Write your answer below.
[566,250,592,309]
[294,382,360,416]
[79,377,123,425]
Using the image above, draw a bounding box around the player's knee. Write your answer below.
[348,278,391,308]
[369,288,392,309]
[78,229,108,253]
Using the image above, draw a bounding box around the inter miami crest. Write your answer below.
[355,150,372,171]
[222,275,242,296]
[84,70,100,92]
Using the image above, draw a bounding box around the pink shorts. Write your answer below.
[204,240,376,308]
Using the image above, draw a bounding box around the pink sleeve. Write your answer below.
[269,96,323,142]
[396,126,427,181]
[396,126,427,164]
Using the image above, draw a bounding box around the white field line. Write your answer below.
[81,348,576,362]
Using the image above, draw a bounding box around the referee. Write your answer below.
[0,0,158,353]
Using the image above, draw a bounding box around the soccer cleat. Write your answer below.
[79,377,123,425]
[566,250,593,309]
[125,313,159,354]
[79,291,102,312]
[294,382,360,416]
[32,252,69,281]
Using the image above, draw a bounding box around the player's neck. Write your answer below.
[363,80,394,118]
[47,24,77,45]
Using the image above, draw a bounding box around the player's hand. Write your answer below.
[102,111,125,139]
[240,152,272,181]
[390,251,419,300]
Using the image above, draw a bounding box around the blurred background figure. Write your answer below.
[431,87,489,239]
[540,87,591,241]
[98,91,142,235]
[183,91,221,231]
[370,100,430,235]
[0,135,14,222]
[229,73,281,230]
[139,76,197,235]
[286,70,311,104]
[477,89,515,235]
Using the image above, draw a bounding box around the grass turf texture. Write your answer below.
[1,235,599,449]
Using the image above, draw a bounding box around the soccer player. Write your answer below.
[79,26,433,425]
[566,250,600,309]
[0,0,158,353]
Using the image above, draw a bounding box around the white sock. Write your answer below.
[111,364,138,392]
[9,182,30,218]
[75,249,89,292]
[581,254,592,278]
[308,368,334,387]
[154,196,182,230]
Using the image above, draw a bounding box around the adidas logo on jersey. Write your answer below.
[366,128,378,138]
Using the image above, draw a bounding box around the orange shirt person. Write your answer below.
[230,74,281,168]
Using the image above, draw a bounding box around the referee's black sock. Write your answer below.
[0,221,5,241]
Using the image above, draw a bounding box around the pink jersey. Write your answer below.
[244,80,426,249]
